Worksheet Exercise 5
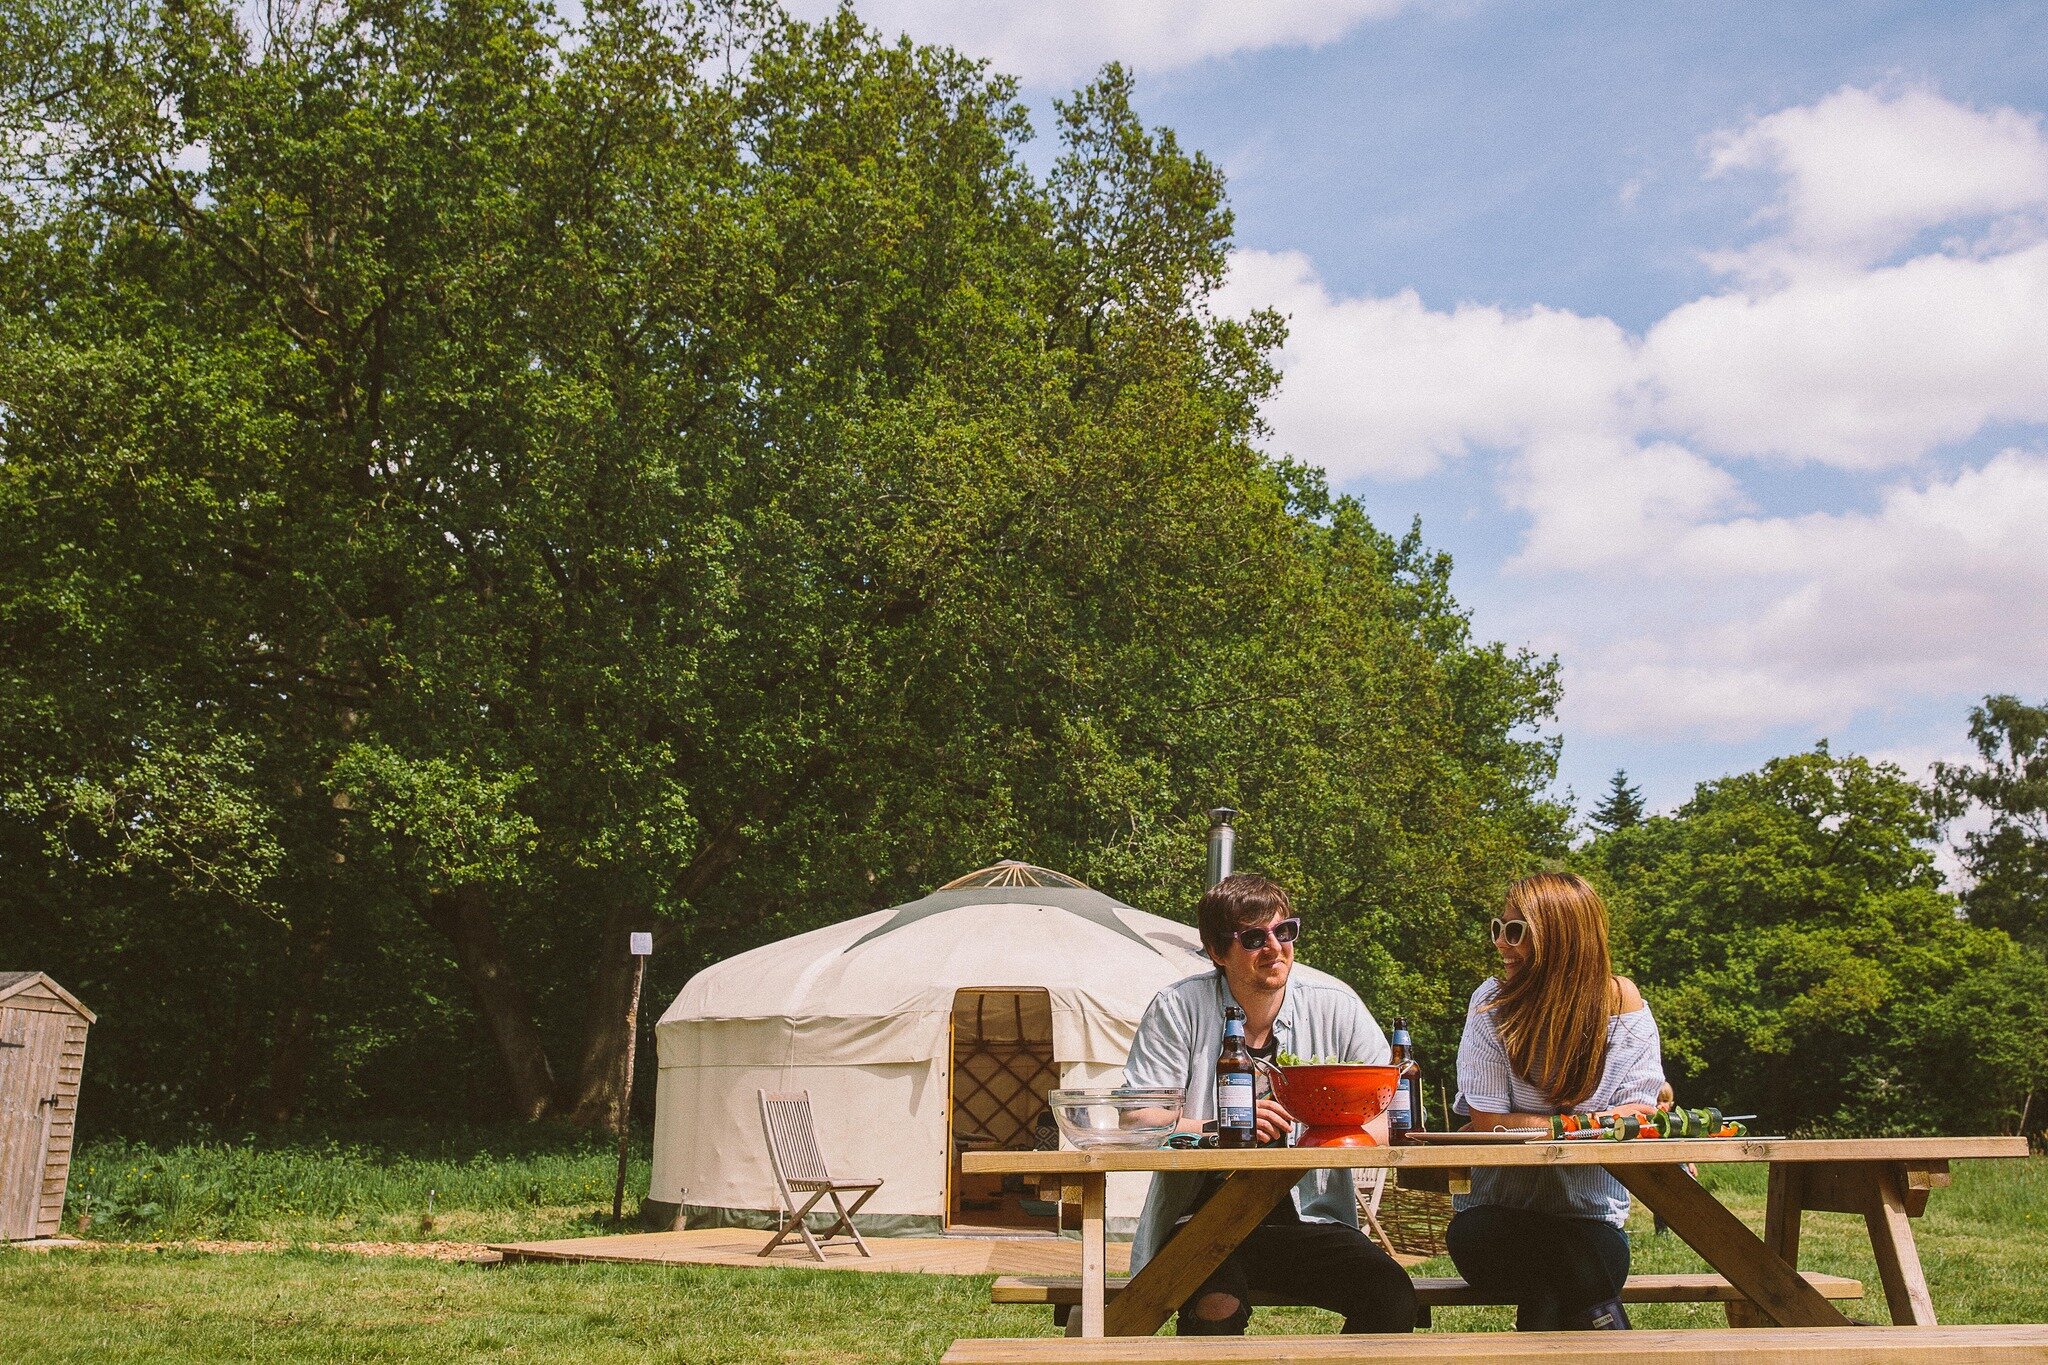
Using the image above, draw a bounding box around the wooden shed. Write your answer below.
[0,972,95,1241]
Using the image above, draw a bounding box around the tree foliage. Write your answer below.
[1937,695,2048,955]
[1,0,1562,1129]
[1584,746,2048,1135]
[1588,769,1645,833]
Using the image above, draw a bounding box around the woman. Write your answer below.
[1447,871,1664,1331]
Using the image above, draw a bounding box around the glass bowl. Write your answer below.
[1048,1087,1186,1149]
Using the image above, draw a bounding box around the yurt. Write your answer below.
[648,863,1210,1236]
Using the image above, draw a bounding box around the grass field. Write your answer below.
[7,1134,2044,1363]
[60,1123,647,1245]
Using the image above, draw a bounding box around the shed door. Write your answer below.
[0,1007,65,1240]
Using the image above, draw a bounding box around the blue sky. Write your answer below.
[796,2,2048,825]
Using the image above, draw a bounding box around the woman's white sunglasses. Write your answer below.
[1489,917,1530,947]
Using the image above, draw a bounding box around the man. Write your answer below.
[1122,873,1418,1336]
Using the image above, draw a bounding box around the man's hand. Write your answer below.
[1253,1095,1296,1145]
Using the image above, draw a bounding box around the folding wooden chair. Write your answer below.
[757,1089,885,1259]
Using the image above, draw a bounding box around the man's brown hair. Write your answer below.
[1197,873,1293,958]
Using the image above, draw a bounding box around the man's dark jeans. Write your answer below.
[1445,1203,1630,1330]
[1174,1217,1419,1335]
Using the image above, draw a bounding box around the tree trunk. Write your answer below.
[559,774,827,1127]
[264,914,336,1123]
[560,903,644,1129]
[421,884,558,1120]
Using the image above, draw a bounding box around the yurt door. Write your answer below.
[947,989,1059,1231]
[0,1007,65,1240]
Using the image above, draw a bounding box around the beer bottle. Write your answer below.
[1216,1005,1256,1149]
[1388,1016,1423,1143]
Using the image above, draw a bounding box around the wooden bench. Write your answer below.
[991,1271,1865,1329]
[944,1324,2048,1364]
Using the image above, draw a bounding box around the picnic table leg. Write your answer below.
[1074,1174,1108,1338]
[1864,1164,1937,1326]
[1729,1163,1805,1327]
[1795,1160,1945,1326]
[1101,1167,1299,1338]
[1611,1163,1851,1328]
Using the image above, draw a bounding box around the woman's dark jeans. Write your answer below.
[1446,1204,1630,1331]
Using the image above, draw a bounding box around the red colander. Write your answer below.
[1265,1063,1399,1147]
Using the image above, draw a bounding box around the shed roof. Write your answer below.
[0,971,97,1022]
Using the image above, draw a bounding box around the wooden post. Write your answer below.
[1865,1164,1938,1326]
[1102,1167,1299,1337]
[1074,1174,1108,1337]
[1730,1164,1804,1326]
[1611,1163,1852,1328]
[611,935,651,1225]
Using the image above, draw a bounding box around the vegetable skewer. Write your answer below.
[1545,1106,1751,1140]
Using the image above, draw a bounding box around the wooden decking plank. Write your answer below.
[487,1228,1132,1278]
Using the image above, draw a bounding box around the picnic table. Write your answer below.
[959,1136,2029,1340]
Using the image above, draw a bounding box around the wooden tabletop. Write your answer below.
[960,1135,2026,1175]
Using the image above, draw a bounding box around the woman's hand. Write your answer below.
[1604,1102,1659,1121]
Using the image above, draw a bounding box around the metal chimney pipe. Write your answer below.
[1205,808,1238,888]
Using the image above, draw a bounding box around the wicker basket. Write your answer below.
[1360,1176,1453,1260]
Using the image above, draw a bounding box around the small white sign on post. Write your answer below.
[629,932,653,956]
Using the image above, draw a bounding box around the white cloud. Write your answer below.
[1566,450,2048,738]
[1217,85,2048,741]
[1689,451,2048,674]
[782,0,1420,86]
[1504,436,1745,573]
[1649,242,2048,468]
[1215,249,1641,481]
[1706,84,2048,273]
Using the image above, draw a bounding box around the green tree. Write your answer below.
[1936,695,2048,955]
[1589,769,1645,833]
[1584,746,2048,1135]
[1,0,1564,1128]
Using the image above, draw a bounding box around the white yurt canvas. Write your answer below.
[649,863,1210,1236]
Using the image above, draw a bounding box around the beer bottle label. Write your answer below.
[1388,1087,1413,1128]
[1218,1072,1254,1132]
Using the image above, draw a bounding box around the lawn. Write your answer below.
[7,1137,2044,1363]
[60,1122,648,1245]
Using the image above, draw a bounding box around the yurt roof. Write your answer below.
[661,871,1207,1028]
[938,860,1087,889]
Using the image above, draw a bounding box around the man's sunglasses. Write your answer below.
[1489,917,1531,947]
[1231,918,1301,952]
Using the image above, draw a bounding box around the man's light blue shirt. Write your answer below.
[1121,964,1389,1273]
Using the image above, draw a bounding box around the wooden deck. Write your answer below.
[490,1227,1135,1278]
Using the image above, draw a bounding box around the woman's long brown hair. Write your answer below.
[1486,871,1617,1109]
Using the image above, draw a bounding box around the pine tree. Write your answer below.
[1591,770,1647,832]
